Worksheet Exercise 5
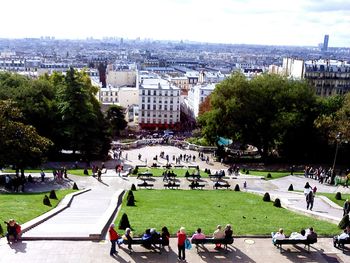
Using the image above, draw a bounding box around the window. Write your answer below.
[170,99,173,104]
[164,105,167,110]
[142,90,145,95]
[142,98,145,103]
[159,105,162,110]
[147,97,150,103]
[153,90,157,96]
[153,105,156,110]
[148,90,151,95]
[170,106,173,111]
[147,105,150,110]
[147,113,150,117]
[142,104,145,110]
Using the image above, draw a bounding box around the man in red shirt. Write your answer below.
[177,227,187,261]
[109,224,119,256]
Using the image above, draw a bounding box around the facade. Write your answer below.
[323,35,329,52]
[304,60,350,96]
[281,58,350,96]
[186,83,216,118]
[138,78,180,130]
[99,85,139,108]
[106,70,137,87]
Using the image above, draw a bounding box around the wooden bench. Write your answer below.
[137,172,153,179]
[164,183,180,189]
[191,238,234,253]
[137,182,154,189]
[122,238,163,253]
[334,238,350,253]
[274,239,317,253]
[213,183,231,189]
[189,184,205,190]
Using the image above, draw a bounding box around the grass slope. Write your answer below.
[115,190,339,236]
[0,189,75,234]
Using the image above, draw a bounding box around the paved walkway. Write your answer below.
[0,237,349,263]
[1,145,350,262]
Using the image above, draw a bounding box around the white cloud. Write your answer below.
[0,0,349,47]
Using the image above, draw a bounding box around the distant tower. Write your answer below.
[322,35,329,52]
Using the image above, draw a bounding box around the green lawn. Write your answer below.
[317,192,350,207]
[242,170,303,180]
[115,190,339,237]
[134,167,199,177]
[0,189,75,234]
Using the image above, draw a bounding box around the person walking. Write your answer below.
[306,190,314,210]
[108,224,119,256]
[177,227,186,261]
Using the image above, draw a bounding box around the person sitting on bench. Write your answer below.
[161,226,170,247]
[213,225,225,250]
[289,229,307,240]
[150,228,161,248]
[142,229,153,249]
[5,219,21,244]
[271,228,286,244]
[306,227,317,242]
[191,228,206,240]
[333,225,350,247]
[224,224,233,240]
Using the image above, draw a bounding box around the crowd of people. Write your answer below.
[107,224,233,260]
[271,227,318,243]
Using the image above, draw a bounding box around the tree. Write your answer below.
[198,95,212,116]
[53,68,111,160]
[106,105,127,138]
[0,100,52,171]
[198,73,318,160]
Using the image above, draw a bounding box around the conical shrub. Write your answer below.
[131,184,136,191]
[0,223,3,236]
[49,190,57,199]
[127,195,135,206]
[73,182,79,190]
[43,195,52,206]
[234,184,240,191]
[127,190,134,199]
[266,173,272,179]
[263,192,271,202]
[273,198,281,208]
[338,214,349,229]
[335,192,342,200]
[288,184,294,191]
[119,213,131,230]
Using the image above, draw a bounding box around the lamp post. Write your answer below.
[331,132,342,182]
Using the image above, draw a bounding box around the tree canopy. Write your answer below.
[0,70,112,166]
[0,100,52,169]
[198,73,321,160]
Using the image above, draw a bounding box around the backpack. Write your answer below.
[185,238,192,250]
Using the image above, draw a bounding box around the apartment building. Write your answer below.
[138,77,180,130]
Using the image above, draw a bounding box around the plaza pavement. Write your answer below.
[1,145,350,262]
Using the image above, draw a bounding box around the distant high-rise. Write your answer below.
[322,34,329,52]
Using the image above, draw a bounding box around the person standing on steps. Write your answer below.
[108,224,119,256]
[177,227,186,261]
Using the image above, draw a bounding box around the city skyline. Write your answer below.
[1,0,349,47]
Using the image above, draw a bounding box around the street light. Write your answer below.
[331,132,342,179]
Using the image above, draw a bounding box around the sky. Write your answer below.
[1,0,349,47]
